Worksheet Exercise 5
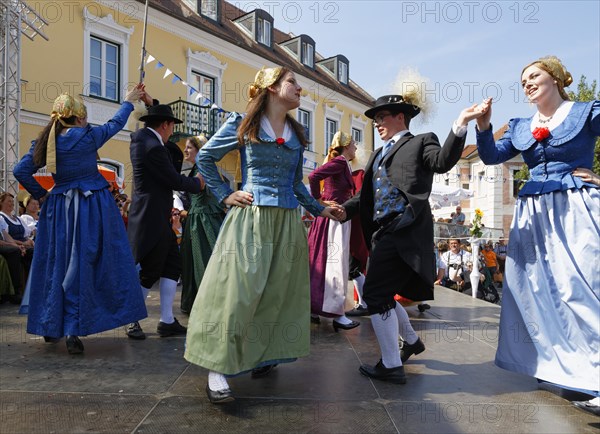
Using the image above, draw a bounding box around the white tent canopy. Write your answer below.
[429,184,473,209]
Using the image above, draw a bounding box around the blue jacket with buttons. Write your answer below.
[197,112,325,217]
[476,101,600,196]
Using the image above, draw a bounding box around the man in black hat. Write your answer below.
[126,104,202,339]
[341,95,485,384]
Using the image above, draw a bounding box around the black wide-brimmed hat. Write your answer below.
[139,104,183,124]
[364,95,421,119]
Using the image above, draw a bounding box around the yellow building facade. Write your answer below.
[19,0,374,192]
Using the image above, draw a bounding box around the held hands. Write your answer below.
[457,97,492,128]
[321,204,346,221]
[572,168,600,186]
[224,191,254,208]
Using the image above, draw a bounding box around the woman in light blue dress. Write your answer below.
[14,89,147,354]
[474,56,599,416]
[184,66,342,404]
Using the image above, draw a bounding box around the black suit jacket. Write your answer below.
[343,130,466,298]
[165,141,184,174]
[127,128,201,262]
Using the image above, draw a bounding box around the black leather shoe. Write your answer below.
[43,336,60,343]
[251,364,278,378]
[359,359,406,384]
[345,305,369,317]
[310,315,320,324]
[126,322,146,340]
[417,303,430,312]
[205,384,235,404]
[572,400,600,416]
[157,318,187,337]
[332,320,360,332]
[400,337,426,363]
[66,336,84,354]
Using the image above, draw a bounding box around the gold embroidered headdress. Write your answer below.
[324,131,353,163]
[46,93,87,173]
[248,66,283,100]
[522,55,573,100]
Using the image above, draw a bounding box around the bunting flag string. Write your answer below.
[143,50,226,113]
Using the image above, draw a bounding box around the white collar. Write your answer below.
[531,101,574,131]
[0,211,21,224]
[260,116,292,141]
[383,130,410,149]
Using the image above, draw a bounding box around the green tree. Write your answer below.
[567,75,600,174]
[515,75,600,190]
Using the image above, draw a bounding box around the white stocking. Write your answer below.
[394,301,418,344]
[370,310,402,368]
[159,277,177,324]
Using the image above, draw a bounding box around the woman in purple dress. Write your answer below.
[308,132,359,331]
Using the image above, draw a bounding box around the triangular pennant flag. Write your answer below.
[210,103,219,110]
[156,61,164,69]
[181,81,188,86]
[195,93,203,101]
[163,68,172,79]
[188,86,195,96]
[146,54,155,65]
[171,74,181,84]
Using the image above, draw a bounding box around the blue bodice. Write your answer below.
[477,101,600,196]
[197,112,324,217]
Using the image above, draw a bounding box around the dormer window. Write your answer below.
[182,0,220,22]
[301,40,314,68]
[338,61,348,84]
[317,55,349,85]
[234,9,274,48]
[280,35,315,69]
[257,17,271,46]
[199,0,219,22]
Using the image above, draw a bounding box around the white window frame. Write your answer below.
[186,49,227,106]
[324,104,343,155]
[325,119,338,155]
[302,41,314,68]
[200,0,218,21]
[297,108,312,151]
[351,114,367,146]
[351,127,362,144]
[192,72,216,105]
[298,95,317,152]
[83,6,132,102]
[89,36,120,101]
[257,18,271,46]
[338,62,348,84]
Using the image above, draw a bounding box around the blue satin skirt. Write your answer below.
[23,188,147,338]
[495,187,599,395]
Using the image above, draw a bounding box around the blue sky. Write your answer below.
[234,0,600,147]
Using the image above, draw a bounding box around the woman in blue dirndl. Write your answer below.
[14,88,148,354]
[474,56,599,416]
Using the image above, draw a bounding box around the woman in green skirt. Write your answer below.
[184,66,342,404]
[179,135,226,314]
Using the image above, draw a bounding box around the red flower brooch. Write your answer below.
[532,127,550,141]
[275,138,285,145]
